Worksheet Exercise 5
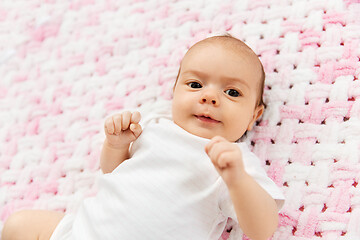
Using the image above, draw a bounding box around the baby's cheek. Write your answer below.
[224,124,246,142]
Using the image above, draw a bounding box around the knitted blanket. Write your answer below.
[0,0,359,239]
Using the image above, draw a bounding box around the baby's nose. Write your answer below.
[200,91,219,106]
[202,98,217,105]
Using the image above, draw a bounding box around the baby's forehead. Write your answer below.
[186,38,260,65]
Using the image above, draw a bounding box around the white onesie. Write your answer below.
[51,117,284,240]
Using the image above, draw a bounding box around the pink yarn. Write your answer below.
[1,1,359,239]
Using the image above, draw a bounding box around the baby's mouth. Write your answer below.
[195,115,221,123]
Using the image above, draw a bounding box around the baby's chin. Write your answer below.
[175,122,241,142]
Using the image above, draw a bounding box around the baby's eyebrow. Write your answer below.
[182,70,209,78]
[221,76,250,89]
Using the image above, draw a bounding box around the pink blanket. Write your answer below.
[0,0,359,239]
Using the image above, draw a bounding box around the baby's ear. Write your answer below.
[247,105,264,131]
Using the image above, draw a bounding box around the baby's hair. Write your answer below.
[174,34,265,107]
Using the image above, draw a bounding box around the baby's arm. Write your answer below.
[100,111,142,173]
[205,136,278,240]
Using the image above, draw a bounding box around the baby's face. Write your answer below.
[172,42,264,142]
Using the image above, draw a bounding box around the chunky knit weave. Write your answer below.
[0,0,359,239]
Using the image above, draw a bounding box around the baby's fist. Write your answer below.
[104,111,142,149]
[205,136,245,187]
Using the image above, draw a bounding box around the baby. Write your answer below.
[2,35,284,240]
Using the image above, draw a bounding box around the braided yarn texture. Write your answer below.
[0,0,359,239]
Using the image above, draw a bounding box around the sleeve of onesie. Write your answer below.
[218,142,285,239]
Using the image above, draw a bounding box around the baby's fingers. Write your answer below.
[205,136,225,154]
[112,114,123,134]
[122,111,133,131]
[130,123,142,138]
[216,151,232,169]
[104,111,141,136]
[104,117,115,134]
[207,142,230,165]
[131,111,141,124]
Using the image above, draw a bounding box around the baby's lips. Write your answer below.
[196,115,221,123]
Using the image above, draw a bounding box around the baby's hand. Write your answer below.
[205,136,246,188]
[104,111,142,149]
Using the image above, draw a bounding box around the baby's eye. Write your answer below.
[188,82,202,88]
[225,89,240,97]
